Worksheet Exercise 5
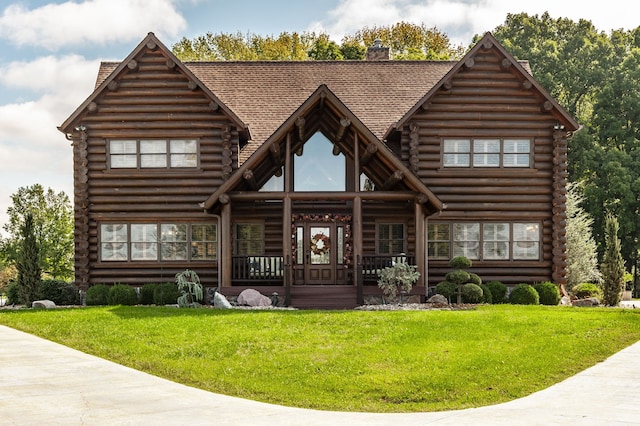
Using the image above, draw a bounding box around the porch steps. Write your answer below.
[289,285,358,310]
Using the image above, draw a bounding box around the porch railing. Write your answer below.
[361,254,415,282]
[232,255,285,283]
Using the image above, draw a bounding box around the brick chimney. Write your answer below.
[366,39,389,61]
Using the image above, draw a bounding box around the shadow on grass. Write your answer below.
[107,305,334,319]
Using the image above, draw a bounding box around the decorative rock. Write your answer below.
[572,297,600,307]
[560,296,572,306]
[213,292,232,309]
[237,289,272,307]
[32,300,56,309]
[427,294,449,305]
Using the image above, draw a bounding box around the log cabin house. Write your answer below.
[59,32,579,308]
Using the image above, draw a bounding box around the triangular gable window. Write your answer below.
[294,132,345,191]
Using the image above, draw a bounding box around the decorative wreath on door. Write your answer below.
[310,233,330,257]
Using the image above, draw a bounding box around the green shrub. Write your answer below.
[154,282,180,305]
[509,284,539,305]
[486,281,507,304]
[468,273,482,286]
[377,263,420,304]
[461,283,484,303]
[435,281,457,302]
[445,270,470,284]
[39,279,79,305]
[7,281,20,304]
[479,284,493,304]
[140,283,158,305]
[534,282,561,306]
[85,284,110,306]
[108,284,138,306]
[571,282,603,300]
[449,256,472,269]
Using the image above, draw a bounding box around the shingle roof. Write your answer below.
[97,60,456,144]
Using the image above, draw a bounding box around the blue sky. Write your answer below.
[0,0,635,236]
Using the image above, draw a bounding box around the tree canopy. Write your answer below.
[171,22,462,62]
[0,184,74,281]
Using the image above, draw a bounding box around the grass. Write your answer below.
[1,305,640,412]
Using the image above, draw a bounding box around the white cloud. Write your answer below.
[0,0,187,50]
[312,0,640,46]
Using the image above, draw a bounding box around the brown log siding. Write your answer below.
[75,49,236,288]
[405,49,559,286]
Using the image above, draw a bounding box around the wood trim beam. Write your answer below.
[360,143,378,166]
[296,117,305,141]
[335,117,351,142]
[382,170,404,190]
[243,169,258,190]
[221,203,232,287]
[228,190,419,202]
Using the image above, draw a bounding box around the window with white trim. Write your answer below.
[428,222,540,260]
[109,139,198,169]
[100,223,216,261]
[443,138,531,168]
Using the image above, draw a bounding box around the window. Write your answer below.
[443,138,531,168]
[131,224,158,261]
[483,223,509,260]
[100,223,216,261]
[428,222,540,260]
[427,223,450,259]
[453,223,480,259]
[443,139,470,167]
[101,224,128,260]
[109,139,198,169]
[161,224,187,260]
[294,132,345,191]
[377,223,405,254]
[191,224,217,260]
[235,223,264,255]
[513,223,540,259]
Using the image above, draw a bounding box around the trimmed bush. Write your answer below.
[449,256,472,269]
[486,281,508,304]
[479,284,493,304]
[509,284,539,305]
[435,281,457,301]
[39,279,79,305]
[461,283,483,303]
[534,282,561,306]
[140,283,158,305]
[468,273,482,286]
[108,284,138,306]
[571,282,603,300]
[85,284,110,306]
[445,270,470,284]
[154,282,180,305]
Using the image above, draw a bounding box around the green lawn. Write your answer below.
[1,305,639,412]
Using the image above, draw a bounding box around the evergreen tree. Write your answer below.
[601,213,625,306]
[16,213,42,305]
[565,184,601,290]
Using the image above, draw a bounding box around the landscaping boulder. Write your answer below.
[237,289,271,307]
[213,291,232,309]
[560,295,572,306]
[32,300,56,309]
[573,297,600,307]
[427,294,449,305]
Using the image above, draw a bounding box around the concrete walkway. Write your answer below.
[1,306,640,425]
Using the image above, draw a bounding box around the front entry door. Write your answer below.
[293,221,347,285]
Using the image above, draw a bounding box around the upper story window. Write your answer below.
[294,132,345,191]
[109,139,198,169]
[443,139,531,168]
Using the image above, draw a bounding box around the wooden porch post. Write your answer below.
[354,195,363,305]
[221,201,232,287]
[415,202,426,300]
[284,132,292,304]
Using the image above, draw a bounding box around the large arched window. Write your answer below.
[294,132,345,191]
